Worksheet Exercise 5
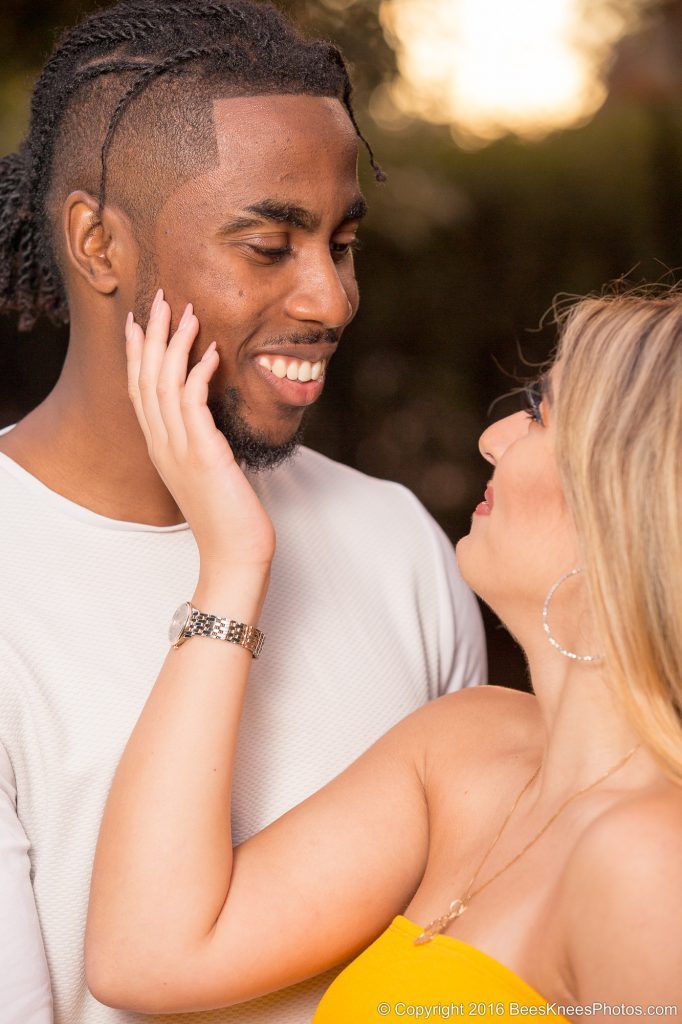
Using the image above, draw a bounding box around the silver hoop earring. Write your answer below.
[542,568,602,663]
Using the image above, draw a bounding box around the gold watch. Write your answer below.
[168,601,265,659]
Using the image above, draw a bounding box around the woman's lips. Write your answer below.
[474,484,494,517]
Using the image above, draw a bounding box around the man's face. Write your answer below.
[146,94,364,469]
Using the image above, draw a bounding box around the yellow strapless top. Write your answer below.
[313,915,566,1022]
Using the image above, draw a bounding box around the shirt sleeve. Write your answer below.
[405,489,488,696]
[432,515,487,695]
[0,742,53,1024]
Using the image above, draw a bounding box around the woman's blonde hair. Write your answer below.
[553,292,682,782]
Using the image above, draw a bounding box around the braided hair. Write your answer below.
[0,0,385,332]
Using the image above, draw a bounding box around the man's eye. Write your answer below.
[238,238,361,264]
[241,244,292,264]
[331,238,361,261]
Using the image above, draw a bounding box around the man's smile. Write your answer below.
[257,353,326,382]
[250,347,334,408]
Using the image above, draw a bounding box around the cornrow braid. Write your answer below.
[31,59,156,223]
[0,144,69,332]
[98,42,387,209]
[326,44,387,185]
[0,0,384,333]
[99,46,237,209]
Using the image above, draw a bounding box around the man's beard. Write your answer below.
[134,254,308,471]
[208,385,305,472]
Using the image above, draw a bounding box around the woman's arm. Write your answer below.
[86,631,432,1014]
[85,294,432,1013]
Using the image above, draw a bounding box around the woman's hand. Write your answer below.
[126,289,276,573]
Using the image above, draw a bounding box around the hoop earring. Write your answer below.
[542,568,602,663]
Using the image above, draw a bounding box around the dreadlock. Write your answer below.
[0,0,385,332]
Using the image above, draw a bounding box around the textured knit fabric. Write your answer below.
[0,743,52,1022]
[313,916,565,1022]
[0,434,486,1024]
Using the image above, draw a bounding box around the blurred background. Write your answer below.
[2,0,681,690]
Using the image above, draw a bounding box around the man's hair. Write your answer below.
[0,0,384,332]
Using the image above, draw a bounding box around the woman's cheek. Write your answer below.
[494,448,561,543]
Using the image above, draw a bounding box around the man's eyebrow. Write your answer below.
[344,196,368,223]
[216,195,368,236]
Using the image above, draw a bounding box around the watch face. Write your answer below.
[169,602,191,646]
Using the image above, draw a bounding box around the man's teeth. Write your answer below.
[256,355,326,383]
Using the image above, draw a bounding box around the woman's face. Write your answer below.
[456,368,580,622]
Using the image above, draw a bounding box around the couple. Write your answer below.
[81,285,681,1023]
[0,2,679,1024]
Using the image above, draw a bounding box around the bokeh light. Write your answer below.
[376,0,653,144]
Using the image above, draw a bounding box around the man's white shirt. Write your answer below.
[0,435,486,1023]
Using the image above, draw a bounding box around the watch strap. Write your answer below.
[183,607,265,659]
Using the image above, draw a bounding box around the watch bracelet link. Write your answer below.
[185,607,265,659]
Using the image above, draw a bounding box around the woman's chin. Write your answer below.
[454,534,481,594]
[455,534,500,612]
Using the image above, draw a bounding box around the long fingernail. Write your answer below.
[125,311,133,332]
[151,288,163,315]
[201,341,217,361]
[178,302,193,329]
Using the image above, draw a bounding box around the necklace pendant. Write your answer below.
[412,748,640,948]
[414,899,467,945]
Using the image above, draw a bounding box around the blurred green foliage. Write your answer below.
[1,0,680,689]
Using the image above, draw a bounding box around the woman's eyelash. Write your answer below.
[522,382,544,424]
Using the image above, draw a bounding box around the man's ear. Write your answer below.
[62,190,133,295]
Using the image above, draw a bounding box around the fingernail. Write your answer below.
[125,311,133,332]
[201,342,217,361]
[151,288,163,315]
[178,302,193,329]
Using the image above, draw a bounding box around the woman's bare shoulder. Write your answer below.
[561,781,682,1005]
[393,684,543,782]
[411,684,541,741]
[566,781,682,900]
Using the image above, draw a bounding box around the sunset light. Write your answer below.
[375,0,651,144]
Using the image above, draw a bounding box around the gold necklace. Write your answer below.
[414,744,640,945]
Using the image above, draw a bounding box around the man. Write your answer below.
[0,2,486,1022]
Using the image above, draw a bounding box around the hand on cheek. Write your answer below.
[125,288,276,572]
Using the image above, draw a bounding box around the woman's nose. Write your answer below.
[478,411,530,466]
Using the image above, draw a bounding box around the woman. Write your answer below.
[85,291,682,1019]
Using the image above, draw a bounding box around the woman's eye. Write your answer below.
[522,381,544,425]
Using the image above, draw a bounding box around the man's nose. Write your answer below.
[478,411,530,466]
[284,254,354,329]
